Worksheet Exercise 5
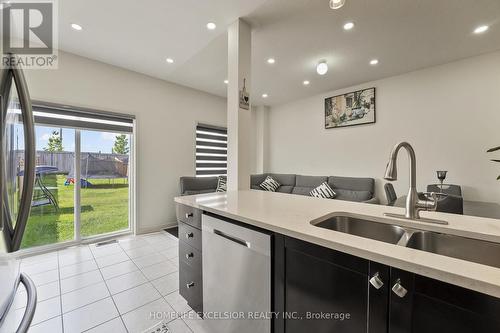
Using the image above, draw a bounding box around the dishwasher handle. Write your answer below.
[15,273,37,333]
[213,229,250,248]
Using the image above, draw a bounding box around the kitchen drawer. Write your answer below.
[179,261,203,314]
[179,222,202,251]
[176,204,202,229]
[179,240,202,270]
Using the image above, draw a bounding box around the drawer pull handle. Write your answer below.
[392,279,408,298]
[185,232,194,239]
[185,213,193,218]
[187,282,195,289]
[369,272,384,290]
[185,252,194,259]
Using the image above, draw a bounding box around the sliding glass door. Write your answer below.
[19,104,134,250]
[80,130,130,237]
[21,126,75,248]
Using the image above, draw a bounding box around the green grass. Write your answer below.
[21,174,129,249]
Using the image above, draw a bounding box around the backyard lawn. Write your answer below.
[21,174,129,249]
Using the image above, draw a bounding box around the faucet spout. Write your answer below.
[384,142,437,220]
[384,141,417,187]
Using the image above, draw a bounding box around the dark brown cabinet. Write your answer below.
[274,236,388,333]
[176,204,203,314]
[275,235,500,333]
[389,267,500,333]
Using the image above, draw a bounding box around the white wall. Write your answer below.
[267,51,500,203]
[25,51,226,233]
[250,105,270,174]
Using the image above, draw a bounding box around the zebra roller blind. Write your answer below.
[196,124,227,177]
[31,101,134,133]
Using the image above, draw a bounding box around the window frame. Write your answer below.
[16,101,136,254]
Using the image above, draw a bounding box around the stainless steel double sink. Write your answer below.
[312,214,500,269]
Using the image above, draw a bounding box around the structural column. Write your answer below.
[226,19,252,191]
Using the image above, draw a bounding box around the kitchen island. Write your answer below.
[175,190,500,332]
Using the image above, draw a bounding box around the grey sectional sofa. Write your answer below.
[251,174,378,203]
[180,174,378,204]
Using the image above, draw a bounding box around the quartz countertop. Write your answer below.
[175,190,500,298]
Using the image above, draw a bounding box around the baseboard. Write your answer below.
[137,221,177,235]
[164,224,179,230]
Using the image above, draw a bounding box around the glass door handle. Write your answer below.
[16,273,38,332]
[0,66,13,235]
[5,54,36,252]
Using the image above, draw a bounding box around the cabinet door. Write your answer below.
[281,237,388,333]
[389,268,500,333]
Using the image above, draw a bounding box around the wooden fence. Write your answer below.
[15,151,128,174]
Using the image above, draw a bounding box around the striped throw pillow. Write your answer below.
[310,182,336,199]
[216,176,227,192]
[259,176,281,192]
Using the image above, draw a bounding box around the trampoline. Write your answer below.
[65,153,128,187]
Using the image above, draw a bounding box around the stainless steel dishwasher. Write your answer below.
[202,214,271,333]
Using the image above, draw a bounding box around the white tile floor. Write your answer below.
[9,231,211,333]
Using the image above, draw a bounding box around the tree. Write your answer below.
[112,134,129,154]
[44,130,63,152]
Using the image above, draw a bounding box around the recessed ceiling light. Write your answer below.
[224,79,228,84]
[343,22,355,30]
[329,0,346,9]
[71,23,83,31]
[303,80,310,86]
[206,22,216,30]
[474,25,489,34]
[262,93,268,98]
[267,58,275,64]
[316,61,328,75]
[370,59,379,65]
[166,58,174,64]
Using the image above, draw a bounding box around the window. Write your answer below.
[18,101,135,249]
[196,124,227,177]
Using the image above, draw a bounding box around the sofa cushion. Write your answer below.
[180,176,218,195]
[334,189,373,202]
[310,182,336,199]
[296,175,328,187]
[183,189,215,196]
[251,183,293,193]
[328,176,374,194]
[260,176,281,192]
[292,187,315,196]
[250,174,269,187]
[216,176,227,192]
[276,185,294,194]
[270,173,296,187]
[251,173,296,187]
[292,175,328,196]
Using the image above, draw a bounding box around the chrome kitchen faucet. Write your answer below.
[383,142,446,224]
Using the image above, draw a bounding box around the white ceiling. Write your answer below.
[56,0,500,106]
